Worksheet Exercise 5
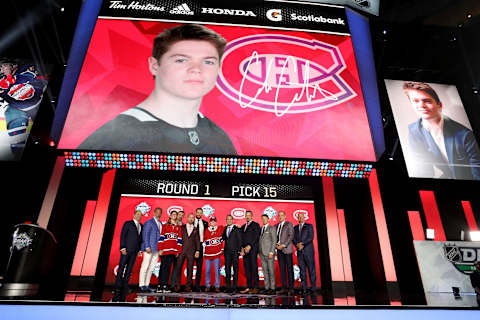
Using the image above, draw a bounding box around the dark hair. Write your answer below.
[261,214,269,219]
[195,207,203,212]
[403,82,441,104]
[154,207,162,212]
[226,214,233,219]
[153,24,227,61]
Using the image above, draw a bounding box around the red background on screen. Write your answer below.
[58,19,375,161]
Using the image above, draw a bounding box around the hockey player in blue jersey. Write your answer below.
[0,59,47,158]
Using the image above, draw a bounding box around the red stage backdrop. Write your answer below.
[105,195,320,288]
[58,19,375,161]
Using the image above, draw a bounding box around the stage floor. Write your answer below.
[101,289,324,306]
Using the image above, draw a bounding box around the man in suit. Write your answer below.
[113,210,143,301]
[293,212,316,294]
[175,213,201,292]
[139,207,162,292]
[403,82,480,180]
[222,214,243,293]
[276,210,295,295]
[240,210,261,294]
[259,214,277,295]
[193,207,208,291]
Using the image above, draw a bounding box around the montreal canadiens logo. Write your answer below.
[293,209,309,221]
[231,208,246,219]
[167,205,183,215]
[217,34,356,116]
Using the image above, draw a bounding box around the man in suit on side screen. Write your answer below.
[403,81,480,180]
[113,210,143,302]
[293,211,317,295]
[276,210,295,295]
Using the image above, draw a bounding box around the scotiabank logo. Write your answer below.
[293,209,309,221]
[167,205,183,215]
[217,35,356,116]
[231,208,246,219]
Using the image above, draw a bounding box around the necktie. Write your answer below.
[136,222,140,235]
[244,222,249,232]
[227,226,231,238]
[277,223,283,238]
[299,224,303,238]
[261,226,266,236]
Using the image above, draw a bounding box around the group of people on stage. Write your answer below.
[113,207,317,301]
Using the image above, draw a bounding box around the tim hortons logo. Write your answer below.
[293,209,310,221]
[231,208,246,219]
[167,205,183,215]
[217,34,356,116]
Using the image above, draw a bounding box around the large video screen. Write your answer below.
[57,1,377,161]
[0,58,48,161]
[105,195,320,289]
[385,80,480,180]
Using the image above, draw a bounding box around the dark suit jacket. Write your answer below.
[180,224,200,255]
[408,117,480,180]
[293,223,315,257]
[241,221,261,250]
[222,225,243,253]
[120,220,142,253]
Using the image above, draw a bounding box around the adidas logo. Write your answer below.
[170,3,194,15]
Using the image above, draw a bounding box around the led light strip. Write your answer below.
[63,151,372,178]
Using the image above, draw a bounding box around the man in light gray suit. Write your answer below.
[259,214,277,295]
[275,210,295,295]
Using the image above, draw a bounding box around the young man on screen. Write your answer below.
[78,24,237,155]
[404,82,480,180]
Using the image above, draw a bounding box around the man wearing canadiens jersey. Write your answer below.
[203,216,224,292]
[78,24,237,155]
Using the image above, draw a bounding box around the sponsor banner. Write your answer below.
[106,195,319,287]
[414,240,480,306]
[299,0,379,16]
[100,0,350,35]
[122,178,313,200]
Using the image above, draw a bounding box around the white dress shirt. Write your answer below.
[423,117,449,178]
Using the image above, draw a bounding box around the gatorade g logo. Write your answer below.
[443,244,480,274]
[167,205,183,215]
[231,208,246,219]
[293,209,309,221]
[217,34,356,116]
[266,9,282,21]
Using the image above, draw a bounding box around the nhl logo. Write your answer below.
[188,130,200,145]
